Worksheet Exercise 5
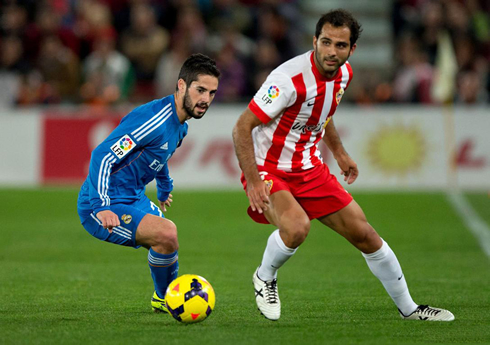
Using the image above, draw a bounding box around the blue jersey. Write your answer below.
[77,95,187,216]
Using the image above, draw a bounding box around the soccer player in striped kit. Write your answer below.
[233,9,454,321]
[77,54,220,312]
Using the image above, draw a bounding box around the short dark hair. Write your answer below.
[315,9,362,47]
[176,53,221,90]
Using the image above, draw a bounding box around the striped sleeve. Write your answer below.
[156,163,173,202]
[250,71,296,122]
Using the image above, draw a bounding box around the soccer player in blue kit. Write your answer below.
[77,54,220,313]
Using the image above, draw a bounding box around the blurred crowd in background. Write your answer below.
[0,0,488,108]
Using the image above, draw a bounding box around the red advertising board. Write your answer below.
[42,115,122,184]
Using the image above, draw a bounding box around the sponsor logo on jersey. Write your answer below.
[149,159,165,172]
[121,214,132,224]
[336,88,344,105]
[160,142,168,150]
[111,134,136,159]
[292,121,326,134]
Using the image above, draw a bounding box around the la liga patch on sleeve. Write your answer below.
[111,134,136,159]
[260,85,281,106]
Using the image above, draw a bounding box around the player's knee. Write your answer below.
[351,222,380,252]
[154,219,179,252]
[282,215,310,248]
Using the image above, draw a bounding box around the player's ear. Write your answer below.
[313,35,317,49]
[177,79,187,93]
[349,43,357,57]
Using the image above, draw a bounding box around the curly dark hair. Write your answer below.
[315,9,363,47]
[176,53,221,90]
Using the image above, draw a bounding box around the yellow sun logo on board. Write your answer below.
[367,124,426,176]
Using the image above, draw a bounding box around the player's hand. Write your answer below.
[336,154,359,185]
[247,180,270,214]
[160,194,173,212]
[96,210,120,233]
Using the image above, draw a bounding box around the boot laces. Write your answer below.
[418,305,441,316]
[265,279,278,304]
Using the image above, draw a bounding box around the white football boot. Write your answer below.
[400,305,455,321]
[253,267,280,321]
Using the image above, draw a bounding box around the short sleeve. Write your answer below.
[249,72,296,123]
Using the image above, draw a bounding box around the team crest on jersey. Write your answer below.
[111,134,136,159]
[121,214,132,224]
[264,179,273,191]
[336,88,345,105]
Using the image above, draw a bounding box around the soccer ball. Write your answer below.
[165,274,215,323]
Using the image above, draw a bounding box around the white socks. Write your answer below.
[257,229,297,281]
[257,232,418,315]
[362,239,418,316]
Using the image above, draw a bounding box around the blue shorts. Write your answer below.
[78,195,164,248]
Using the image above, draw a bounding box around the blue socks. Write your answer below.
[148,248,179,298]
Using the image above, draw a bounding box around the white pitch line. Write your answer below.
[446,191,490,259]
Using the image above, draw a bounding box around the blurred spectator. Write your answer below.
[205,0,252,34]
[24,6,79,63]
[467,0,490,59]
[156,37,192,97]
[207,18,256,100]
[72,0,114,60]
[112,0,167,35]
[0,0,486,107]
[16,70,59,106]
[0,35,29,73]
[170,5,208,55]
[417,0,445,65]
[253,5,299,62]
[391,0,490,104]
[251,38,280,91]
[455,69,487,104]
[214,42,247,102]
[120,3,170,81]
[0,36,26,107]
[155,1,215,98]
[156,0,196,35]
[349,69,393,105]
[207,18,255,60]
[0,5,28,37]
[37,35,80,101]
[80,28,134,106]
[392,33,434,103]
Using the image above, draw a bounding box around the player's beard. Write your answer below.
[314,46,349,78]
[183,89,208,120]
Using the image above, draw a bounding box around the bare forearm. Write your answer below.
[323,119,348,158]
[233,108,271,213]
[232,123,261,184]
[323,118,359,183]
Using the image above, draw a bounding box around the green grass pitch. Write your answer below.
[0,188,489,344]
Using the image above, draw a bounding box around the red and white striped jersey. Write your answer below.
[248,50,353,172]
